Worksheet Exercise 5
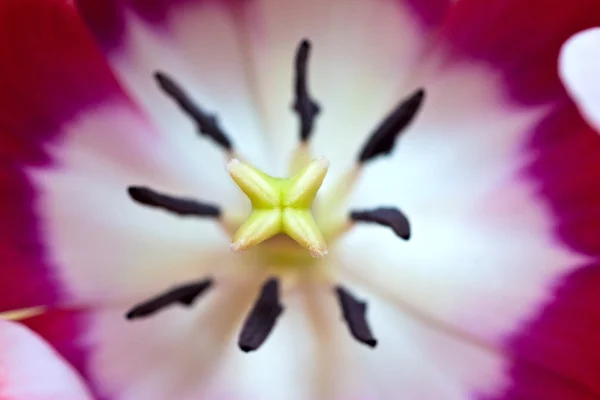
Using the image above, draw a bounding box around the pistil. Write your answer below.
[227,157,329,257]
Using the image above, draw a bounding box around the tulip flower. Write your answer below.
[2,0,600,398]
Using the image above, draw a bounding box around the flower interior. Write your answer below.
[125,39,423,353]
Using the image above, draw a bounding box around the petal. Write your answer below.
[77,0,450,44]
[238,0,449,176]
[9,2,600,400]
[509,105,600,397]
[0,0,132,395]
[342,288,507,400]
[0,319,92,399]
[499,263,600,399]
[405,0,451,30]
[0,1,242,394]
[0,3,278,400]
[211,281,507,400]
[20,275,258,400]
[19,310,93,393]
[338,0,600,395]
[0,0,235,310]
[439,0,600,104]
[340,165,582,397]
[75,0,270,170]
[526,105,600,256]
[76,0,451,177]
[559,28,600,132]
[70,274,313,399]
[0,0,132,311]
[0,166,57,311]
[201,288,318,400]
[296,283,506,400]
[33,106,235,307]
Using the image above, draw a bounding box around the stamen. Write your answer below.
[289,141,312,176]
[335,286,377,348]
[358,88,425,163]
[350,207,411,240]
[315,166,361,221]
[0,307,45,321]
[126,278,214,319]
[128,186,220,218]
[238,278,284,352]
[155,71,233,151]
[293,39,321,142]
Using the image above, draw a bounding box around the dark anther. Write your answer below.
[293,39,321,142]
[126,278,214,319]
[350,207,411,240]
[358,88,425,163]
[155,71,233,150]
[128,186,221,218]
[238,278,284,352]
[335,286,377,348]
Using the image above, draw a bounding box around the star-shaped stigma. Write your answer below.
[227,157,329,257]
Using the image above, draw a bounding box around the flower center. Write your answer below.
[125,39,425,352]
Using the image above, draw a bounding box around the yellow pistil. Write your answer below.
[227,157,329,258]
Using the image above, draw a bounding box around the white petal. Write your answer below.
[95,2,270,170]
[202,289,315,400]
[30,103,234,304]
[85,275,263,399]
[204,278,504,400]
[241,0,434,178]
[338,63,585,396]
[202,282,507,400]
[0,319,92,399]
[559,28,600,132]
[341,288,508,399]
[83,274,320,400]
